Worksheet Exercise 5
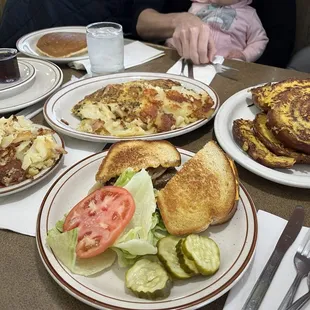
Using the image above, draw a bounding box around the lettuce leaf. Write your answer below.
[114,168,136,187]
[112,169,169,267]
[46,220,116,276]
[112,169,158,265]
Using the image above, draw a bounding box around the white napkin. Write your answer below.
[224,210,309,310]
[69,41,165,74]
[167,55,224,85]
[0,136,104,237]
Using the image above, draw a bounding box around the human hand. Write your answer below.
[226,50,246,61]
[172,13,216,65]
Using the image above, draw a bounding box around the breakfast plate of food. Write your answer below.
[0,115,66,197]
[37,139,257,310]
[0,58,63,114]
[16,26,89,64]
[43,72,220,143]
[214,78,310,188]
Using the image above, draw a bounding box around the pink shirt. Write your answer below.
[188,0,268,61]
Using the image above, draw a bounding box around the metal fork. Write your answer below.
[180,58,186,76]
[211,62,239,81]
[287,272,310,310]
[278,229,310,310]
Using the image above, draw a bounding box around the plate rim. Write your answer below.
[214,85,310,188]
[43,72,220,143]
[16,26,89,63]
[0,57,63,114]
[0,124,65,197]
[36,147,258,310]
[0,60,36,94]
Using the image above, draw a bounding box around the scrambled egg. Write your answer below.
[0,116,66,184]
[72,79,214,137]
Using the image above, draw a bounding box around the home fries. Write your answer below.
[72,79,215,137]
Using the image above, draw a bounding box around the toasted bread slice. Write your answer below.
[96,140,181,183]
[254,113,310,164]
[233,119,296,168]
[157,141,239,236]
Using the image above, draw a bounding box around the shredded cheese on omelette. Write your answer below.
[72,79,214,137]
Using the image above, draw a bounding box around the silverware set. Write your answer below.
[242,206,310,310]
[180,58,239,80]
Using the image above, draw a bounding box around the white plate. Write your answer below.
[36,148,257,310]
[0,58,63,114]
[0,60,36,98]
[214,86,310,188]
[43,72,220,143]
[0,125,65,197]
[17,26,88,64]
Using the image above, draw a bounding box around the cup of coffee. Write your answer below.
[0,48,20,83]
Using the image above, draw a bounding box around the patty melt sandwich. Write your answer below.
[157,141,239,235]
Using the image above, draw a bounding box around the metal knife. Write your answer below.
[241,206,305,310]
[187,60,194,79]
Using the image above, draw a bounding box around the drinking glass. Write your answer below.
[0,48,20,83]
[86,22,124,76]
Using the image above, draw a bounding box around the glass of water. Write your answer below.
[86,22,124,76]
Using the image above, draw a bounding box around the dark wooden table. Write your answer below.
[0,47,309,310]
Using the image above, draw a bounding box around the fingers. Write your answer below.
[207,36,216,63]
[189,28,200,65]
[197,24,210,64]
[180,29,192,61]
[172,31,183,58]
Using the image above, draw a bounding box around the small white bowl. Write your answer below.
[0,60,36,99]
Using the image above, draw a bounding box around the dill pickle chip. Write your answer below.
[176,239,199,275]
[157,236,192,279]
[125,258,172,300]
[183,234,220,276]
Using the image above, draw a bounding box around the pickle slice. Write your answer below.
[176,239,199,275]
[157,236,192,279]
[125,258,172,300]
[183,234,220,276]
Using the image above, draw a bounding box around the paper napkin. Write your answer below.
[224,210,309,310]
[167,55,224,85]
[69,41,165,74]
[0,136,104,237]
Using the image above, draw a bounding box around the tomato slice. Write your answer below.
[63,186,135,259]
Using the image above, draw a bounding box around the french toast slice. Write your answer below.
[251,78,310,112]
[157,141,239,236]
[95,140,181,184]
[254,113,310,164]
[232,119,296,168]
[267,90,310,155]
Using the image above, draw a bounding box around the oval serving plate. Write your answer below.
[43,72,220,143]
[214,85,310,188]
[36,148,257,310]
[0,126,65,197]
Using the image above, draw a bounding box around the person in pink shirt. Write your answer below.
[167,0,268,62]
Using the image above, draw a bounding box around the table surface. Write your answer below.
[1,46,310,310]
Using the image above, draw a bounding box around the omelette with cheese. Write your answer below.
[72,79,215,137]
